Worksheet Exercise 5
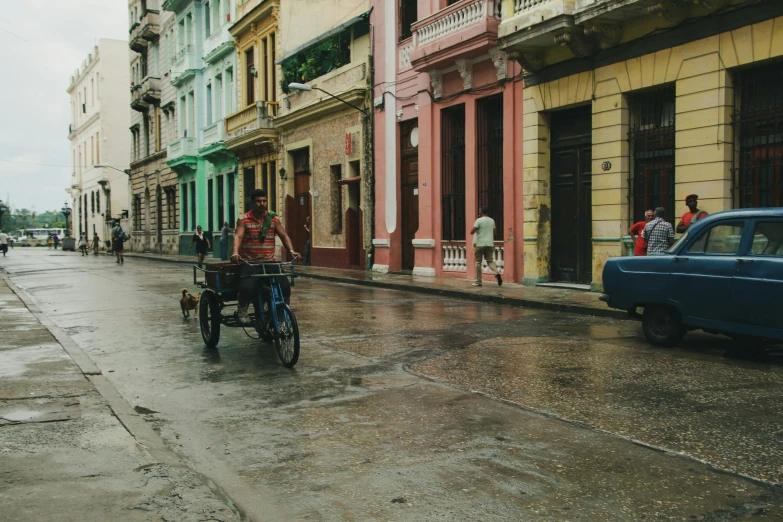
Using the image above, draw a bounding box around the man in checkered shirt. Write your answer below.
[641,207,676,255]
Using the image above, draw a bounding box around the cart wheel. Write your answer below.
[274,304,300,368]
[199,291,221,349]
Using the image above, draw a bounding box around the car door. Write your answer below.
[733,219,783,332]
[668,221,746,325]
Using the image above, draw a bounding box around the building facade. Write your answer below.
[128,0,180,253]
[276,0,373,269]
[371,0,525,281]
[499,0,783,290]
[67,40,131,243]
[162,0,238,255]
[225,0,280,246]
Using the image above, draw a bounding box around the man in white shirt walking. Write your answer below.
[470,206,502,287]
[0,230,8,257]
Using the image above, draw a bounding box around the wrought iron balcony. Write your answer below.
[410,0,503,72]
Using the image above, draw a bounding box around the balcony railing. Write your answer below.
[225,101,277,137]
[130,84,145,112]
[167,137,197,160]
[415,0,501,46]
[139,10,160,40]
[141,76,161,104]
[410,0,502,71]
[442,241,504,272]
[203,24,234,63]
[171,45,198,86]
[200,119,226,147]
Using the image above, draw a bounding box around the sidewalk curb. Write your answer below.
[123,252,629,321]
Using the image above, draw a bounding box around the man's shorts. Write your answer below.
[0,244,7,253]
[113,240,124,253]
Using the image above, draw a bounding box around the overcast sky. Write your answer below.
[0,1,128,213]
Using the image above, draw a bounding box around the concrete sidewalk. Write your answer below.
[120,251,627,320]
[0,276,240,521]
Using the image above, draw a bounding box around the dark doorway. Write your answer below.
[243,167,255,212]
[292,149,311,258]
[156,185,163,251]
[550,106,592,285]
[477,94,504,240]
[400,120,419,270]
[347,160,362,267]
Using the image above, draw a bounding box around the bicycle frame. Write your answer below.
[242,262,295,335]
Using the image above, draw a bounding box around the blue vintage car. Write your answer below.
[600,208,783,347]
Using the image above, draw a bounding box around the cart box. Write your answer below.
[205,262,240,289]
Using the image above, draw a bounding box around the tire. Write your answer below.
[273,304,300,368]
[199,291,221,349]
[642,306,685,347]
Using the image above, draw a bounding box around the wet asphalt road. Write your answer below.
[3,248,783,521]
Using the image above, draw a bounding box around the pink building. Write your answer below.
[371,0,525,283]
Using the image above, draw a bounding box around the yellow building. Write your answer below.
[225,0,281,224]
[497,0,783,290]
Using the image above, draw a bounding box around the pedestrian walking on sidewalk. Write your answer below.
[191,225,210,268]
[53,234,60,250]
[111,222,126,264]
[642,207,676,255]
[92,234,100,256]
[0,230,8,257]
[47,235,53,249]
[470,206,502,287]
[78,233,88,256]
[219,221,231,260]
[303,216,311,265]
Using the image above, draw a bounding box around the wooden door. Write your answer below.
[293,171,311,257]
[156,186,163,250]
[243,167,255,212]
[550,106,592,284]
[400,120,419,270]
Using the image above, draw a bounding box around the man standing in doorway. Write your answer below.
[642,207,676,255]
[470,206,502,287]
[629,209,654,256]
[676,194,708,234]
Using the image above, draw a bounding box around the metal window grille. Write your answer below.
[477,94,504,241]
[441,104,466,241]
[734,62,783,208]
[629,85,676,224]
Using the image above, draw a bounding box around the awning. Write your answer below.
[275,10,370,65]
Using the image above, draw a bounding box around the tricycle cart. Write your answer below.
[194,261,300,367]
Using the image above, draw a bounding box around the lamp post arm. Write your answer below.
[312,87,367,116]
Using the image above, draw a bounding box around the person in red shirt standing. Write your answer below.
[676,194,708,234]
[629,209,654,256]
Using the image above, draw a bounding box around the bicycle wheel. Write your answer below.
[273,304,300,368]
[199,291,221,349]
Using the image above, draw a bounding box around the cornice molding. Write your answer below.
[275,88,367,129]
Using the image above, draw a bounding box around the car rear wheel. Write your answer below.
[642,306,685,347]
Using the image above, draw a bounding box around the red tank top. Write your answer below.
[237,211,279,262]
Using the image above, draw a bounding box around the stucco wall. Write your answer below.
[522,16,783,289]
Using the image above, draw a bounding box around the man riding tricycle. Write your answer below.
[194,189,302,367]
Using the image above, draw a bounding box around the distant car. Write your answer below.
[600,208,783,348]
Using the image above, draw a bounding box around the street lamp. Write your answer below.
[287,83,368,115]
[61,202,72,237]
[94,164,131,175]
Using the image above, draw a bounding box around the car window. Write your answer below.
[686,223,744,255]
[750,221,783,256]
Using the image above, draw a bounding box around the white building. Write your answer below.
[67,39,131,243]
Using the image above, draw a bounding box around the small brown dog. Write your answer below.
[180,289,199,318]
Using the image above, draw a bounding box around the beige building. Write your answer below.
[497,0,783,290]
[67,40,131,243]
[275,0,373,269]
[128,0,180,253]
